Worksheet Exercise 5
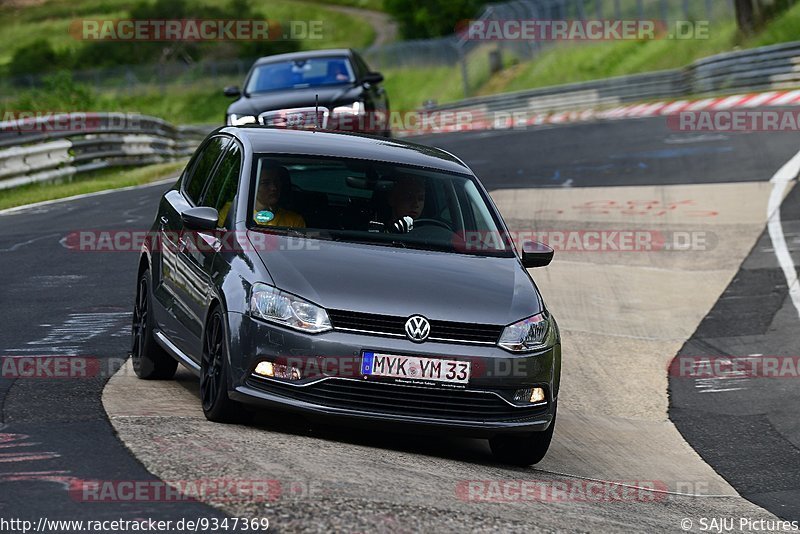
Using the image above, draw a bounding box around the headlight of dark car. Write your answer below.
[331,101,364,116]
[498,312,554,352]
[249,283,332,333]
[228,114,257,126]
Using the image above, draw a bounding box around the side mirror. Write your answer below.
[223,85,241,98]
[520,241,554,268]
[181,206,219,231]
[362,72,384,85]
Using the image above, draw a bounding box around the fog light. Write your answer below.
[513,387,546,404]
[253,361,302,380]
[254,361,275,377]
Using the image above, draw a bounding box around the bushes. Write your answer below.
[383,0,483,39]
[8,39,68,77]
[7,0,300,76]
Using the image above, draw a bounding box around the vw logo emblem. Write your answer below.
[405,315,430,342]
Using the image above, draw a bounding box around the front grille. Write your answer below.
[328,309,504,344]
[247,377,545,422]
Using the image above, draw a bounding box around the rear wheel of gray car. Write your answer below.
[201,307,250,424]
[131,271,178,380]
[489,402,556,466]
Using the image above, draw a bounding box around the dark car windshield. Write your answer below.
[246,57,355,93]
[247,155,515,257]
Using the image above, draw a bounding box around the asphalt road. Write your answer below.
[0,185,228,527]
[1,115,799,532]
[670,182,800,520]
[416,114,800,189]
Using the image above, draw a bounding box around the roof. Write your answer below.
[222,127,472,175]
[253,49,354,66]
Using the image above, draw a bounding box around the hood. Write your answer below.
[227,85,362,116]
[248,232,543,326]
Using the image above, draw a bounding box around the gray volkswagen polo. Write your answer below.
[132,126,561,465]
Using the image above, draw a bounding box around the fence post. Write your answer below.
[458,44,469,98]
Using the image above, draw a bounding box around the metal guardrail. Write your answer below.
[0,113,211,190]
[423,40,800,117]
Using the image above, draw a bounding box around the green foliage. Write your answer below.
[13,71,96,111]
[383,0,483,39]
[8,39,66,77]
[73,0,300,68]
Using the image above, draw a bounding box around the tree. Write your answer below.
[733,0,756,35]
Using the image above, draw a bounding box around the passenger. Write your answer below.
[254,164,306,228]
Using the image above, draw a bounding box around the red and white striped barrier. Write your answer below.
[410,89,800,135]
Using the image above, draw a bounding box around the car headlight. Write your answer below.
[332,101,364,116]
[228,114,257,126]
[498,313,552,352]
[249,283,332,333]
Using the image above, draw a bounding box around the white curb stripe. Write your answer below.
[767,149,800,319]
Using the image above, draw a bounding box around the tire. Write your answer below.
[200,307,250,424]
[489,402,557,466]
[131,271,178,380]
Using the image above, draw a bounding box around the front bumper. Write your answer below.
[227,313,560,437]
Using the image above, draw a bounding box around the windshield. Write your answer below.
[247,155,515,257]
[246,57,355,93]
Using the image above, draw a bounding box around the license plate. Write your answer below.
[361,352,470,385]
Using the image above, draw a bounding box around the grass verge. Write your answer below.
[0,160,185,211]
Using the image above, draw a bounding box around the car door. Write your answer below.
[158,135,229,354]
[174,139,242,361]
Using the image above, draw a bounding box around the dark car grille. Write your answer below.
[327,310,504,344]
[247,377,545,423]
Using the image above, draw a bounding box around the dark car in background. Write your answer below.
[224,49,390,136]
[132,127,560,465]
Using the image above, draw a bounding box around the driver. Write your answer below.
[254,164,306,228]
[384,175,425,233]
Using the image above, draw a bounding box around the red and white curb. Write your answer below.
[405,89,800,135]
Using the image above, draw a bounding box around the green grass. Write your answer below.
[0,0,376,66]
[99,85,233,125]
[0,161,185,210]
[479,3,800,96]
[382,45,498,110]
[751,1,800,46]
[303,0,385,11]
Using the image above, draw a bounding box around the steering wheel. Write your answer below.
[413,218,454,232]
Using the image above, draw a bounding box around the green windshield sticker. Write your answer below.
[255,210,275,224]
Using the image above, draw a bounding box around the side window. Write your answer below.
[200,142,242,228]
[183,137,227,204]
[352,53,369,79]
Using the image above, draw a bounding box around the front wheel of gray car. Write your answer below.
[201,308,250,424]
[131,271,178,380]
[489,403,556,466]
